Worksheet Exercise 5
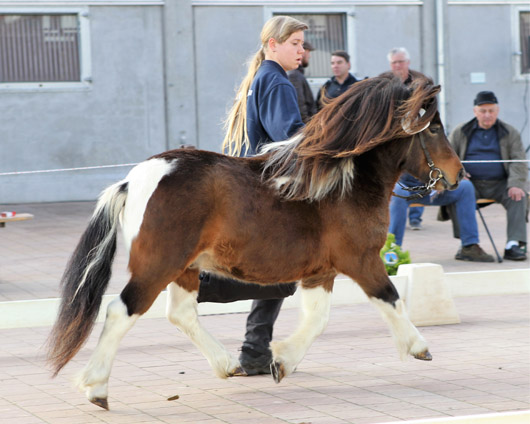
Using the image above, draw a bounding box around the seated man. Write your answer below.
[389,173,494,262]
[449,91,527,261]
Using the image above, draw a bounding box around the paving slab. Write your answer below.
[0,295,528,424]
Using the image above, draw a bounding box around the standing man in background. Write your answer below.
[288,41,317,123]
[387,47,424,85]
[386,47,425,230]
[316,50,359,110]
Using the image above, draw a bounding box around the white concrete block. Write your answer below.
[397,263,460,326]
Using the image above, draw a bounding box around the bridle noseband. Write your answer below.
[392,131,444,201]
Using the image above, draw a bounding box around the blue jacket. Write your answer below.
[246,60,304,156]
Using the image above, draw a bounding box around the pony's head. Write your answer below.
[391,76,464,192]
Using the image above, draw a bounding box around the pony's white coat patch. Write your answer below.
[273,176,292,190]
[121,158,175,251]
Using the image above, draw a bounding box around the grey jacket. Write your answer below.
[449,118,527,190]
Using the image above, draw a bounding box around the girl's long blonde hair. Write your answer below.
[222,15,308,157]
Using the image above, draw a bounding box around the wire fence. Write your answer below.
[0,160,528,177]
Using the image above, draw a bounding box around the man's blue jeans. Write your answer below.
[389,179,479,247]
[408,206,424,224]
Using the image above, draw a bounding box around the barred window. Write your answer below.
[0,12,89,86]
[520,11,530,75]
[275,13,348,79]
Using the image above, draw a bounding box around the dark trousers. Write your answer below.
[471,179,527,243]
[197,273,297,354]
[242,299,284,355]
[438,178,528,244]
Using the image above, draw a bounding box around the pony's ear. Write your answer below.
[401,108,430,135]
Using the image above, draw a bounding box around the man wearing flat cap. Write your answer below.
[449,91,528,261]
[288,40,317,123]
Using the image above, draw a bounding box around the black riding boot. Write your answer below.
[239,298,284,375]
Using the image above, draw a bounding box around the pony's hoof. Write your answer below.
[90,397,109,410]
[229,366,248,377]
[270,361,285,384]
[414,350,432,361]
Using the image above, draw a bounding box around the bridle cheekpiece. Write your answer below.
[392,108,444,201]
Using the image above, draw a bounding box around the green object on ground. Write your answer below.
[380,233,411,275]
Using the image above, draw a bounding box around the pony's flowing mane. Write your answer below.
[262,75,440,201]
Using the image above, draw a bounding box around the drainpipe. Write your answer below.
[435,0,446,125]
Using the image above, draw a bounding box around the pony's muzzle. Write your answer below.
[440,166,464,191]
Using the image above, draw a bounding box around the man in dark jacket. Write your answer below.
[316,50,359,109]
[449,91,528,261]
[288,41,317,123]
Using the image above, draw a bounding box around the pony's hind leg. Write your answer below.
[270,282,332,383]
[76,296,139,410]
[166,272,240,378]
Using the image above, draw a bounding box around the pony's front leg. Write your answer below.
[76,296,139,410]
[166,281,240,378]
[349,256,431,361]
[370,296,431,361]
[270,284,332,383]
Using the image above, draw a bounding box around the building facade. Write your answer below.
[1,0,528,203]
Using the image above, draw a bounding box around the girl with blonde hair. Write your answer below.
[222,15,308,157]
[199,15,308,376]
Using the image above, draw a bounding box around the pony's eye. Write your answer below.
[429,126,440,134]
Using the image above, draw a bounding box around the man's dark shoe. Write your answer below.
[238,347,272,376]
[503,245,527,261]
[455,244,494,262]
[410,220,422,231]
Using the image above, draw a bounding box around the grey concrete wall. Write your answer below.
[193,6,263,153]
[164,0,197,150]
[446,4,530,151]
[355,5,422,78]
[1,6,165,203]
